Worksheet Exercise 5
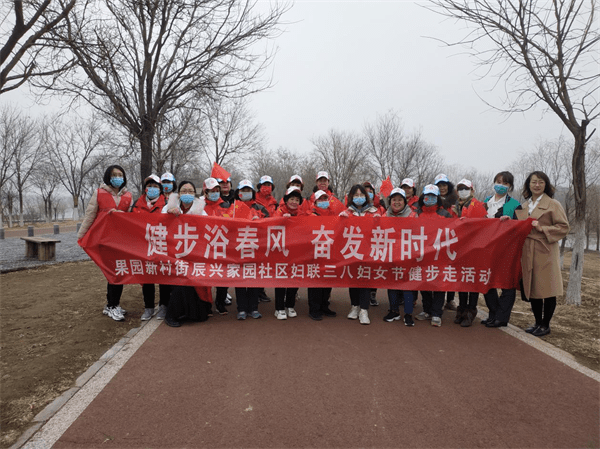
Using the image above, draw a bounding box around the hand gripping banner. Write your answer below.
[79,213,532,292]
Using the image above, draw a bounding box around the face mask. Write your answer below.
[494,184,509,195]
[260,185,272,195]
[162,183,173,193]
[110,177,124,188]
[180,194,194,205]
[146,187,160,199]
[207,192,220,202]
[423,195,437,207]
[316,200,329,209]
[239,191,253,201]
[458,189,471,199]
[353,196,366,207]
[368,192,374,200]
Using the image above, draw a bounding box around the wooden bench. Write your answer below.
[21,237,61,261]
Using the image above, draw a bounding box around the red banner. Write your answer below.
[79,213,532,292]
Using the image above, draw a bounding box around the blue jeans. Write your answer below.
[387,290,415,315]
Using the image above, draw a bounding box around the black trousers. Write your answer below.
[142,284,171,309]
[349,288,370,309]
[483,288,516,323]
[235,287,259,313]
[420,291,444,318]
[458,292,479,310]
[106,283,123,308]
[275,288,298,310]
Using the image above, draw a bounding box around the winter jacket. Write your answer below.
[407,195,419,211]
[273,203,309,217]
[342,204,381,217]
[255,191,278,216]
[516,195,569,299]
[454,196,487,219]
[131,194,166,214]
[306,190,346,215]
[386,205,412,218]
[163,193,207,215]
[77,184,132,239]
[484,194,522,219]
[203,196,234,217]
[410,205,453,219]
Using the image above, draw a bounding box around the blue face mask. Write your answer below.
[353,196,366,207]
[146,187,160,199]
[423,195,438,207]
[207,192,220,202]
[368,192,374,200]
[110,177,124,188]
[180,194,194,205]
[494,184,509,195]
[162,183,173,193]
[316,200,329,209]
[239,191,253,202]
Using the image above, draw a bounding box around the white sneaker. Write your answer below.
[275,310,287,320]
[116,305,127,315]
[106,306,125,321]
[347,305,360,320]
[431,316,442,327]
[359,309,370,325]
[415,311,431,321]
[286,307,297,318]
[141,308,155,321]
[225,293,232,305]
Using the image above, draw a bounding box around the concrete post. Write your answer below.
[54,224,60,235]
[27,226,34,237]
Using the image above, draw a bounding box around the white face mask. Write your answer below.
[458,189,471,199]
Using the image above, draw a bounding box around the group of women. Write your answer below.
[77,164,569,337]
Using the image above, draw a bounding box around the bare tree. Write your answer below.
[45,115,112,220]
[200,96,266,169]
[310,129,369,199]
[429,0,599,305]
[0,106,41,226]
[31,155,62,223]
[0,0,76,93]
[39,0,288,185]
[0,105,18,226]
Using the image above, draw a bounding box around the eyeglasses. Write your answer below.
[179,189,195,194]
[530,180,546,186]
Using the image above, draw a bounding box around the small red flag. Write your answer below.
[211,162,231,181]
[233,201,253,219]
[379,176,393,199]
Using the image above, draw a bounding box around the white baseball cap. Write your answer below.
[314,190,329,200]
[388,187,406,199]
[237,179,255,191]
[259,175,274,185]
[401,178,415,188]
[160,172,175,182]
[434,174,449,184]
[423,184,440,196]
[203,177,219,190]
[316,171,329,180]
[285,186,301,196]
[144,174,161,185]
[457,178,473,189]
[289,174,303,185]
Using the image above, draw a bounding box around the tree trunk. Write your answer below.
[140,116,154,188]
[18,189,24,227]
[72,194,79,221]
[565,124,587,306]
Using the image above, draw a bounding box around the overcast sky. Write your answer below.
[249,0,568,175]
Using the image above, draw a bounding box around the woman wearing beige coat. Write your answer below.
[517,171,569,337]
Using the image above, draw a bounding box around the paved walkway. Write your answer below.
[16,290,600,449]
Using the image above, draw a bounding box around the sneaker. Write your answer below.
[237,311,247,320]
[141,308,155,321]
[275,310,287,320]
[321,308,337,317]
[165,317,181,327]
[415,311,431,321]
[444,300,457,311]
[258,290,271,302]
[106,306,125,321]
[347,305,360,320]
[116,305,127,315]
[370,291,379,306]
[251,310,262,319]
[286,308,298,318]
[431,316,442,327]
[359,309,370,325]
[404,314,415,327]
[383,311,401,322]
[309,312,323,321]
[216,301,228,315]
[156,304,167,320]
[225,293,232,305]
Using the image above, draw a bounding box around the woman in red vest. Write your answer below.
[131,175,169,321]
[78,165,133,322]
